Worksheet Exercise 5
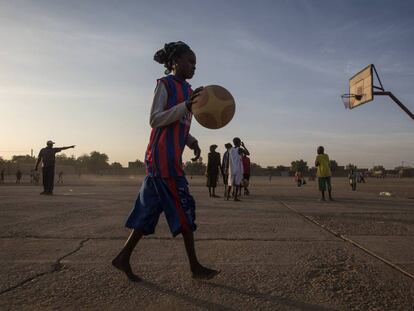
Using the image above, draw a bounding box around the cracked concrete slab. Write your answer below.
[0,238,86,294]
[349,236,414,274]
[1,240,413,310]
[1,176,414,310]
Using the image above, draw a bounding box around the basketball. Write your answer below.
[191,85,236,129]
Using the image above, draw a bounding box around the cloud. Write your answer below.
[231,31,340,77]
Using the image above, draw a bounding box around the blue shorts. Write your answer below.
[125,176,196,237]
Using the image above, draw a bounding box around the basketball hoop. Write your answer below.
[341,93,362,109]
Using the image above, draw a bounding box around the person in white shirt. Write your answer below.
[226,137,249,201]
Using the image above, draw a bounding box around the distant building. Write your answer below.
[333,166,346,177]
[399,168,414,177]
[280,171,290,177]
[128,161,145,169]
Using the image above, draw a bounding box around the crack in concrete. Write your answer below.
[277,199,414,281]
[0,235,338,242]
[0,238,90,296]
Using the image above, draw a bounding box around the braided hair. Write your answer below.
[153,41,193,74]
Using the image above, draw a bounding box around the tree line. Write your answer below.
[0,152,115,174]
[0,152,404,175]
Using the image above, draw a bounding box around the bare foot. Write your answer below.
[192,265,220,280]
[112,253,141,282]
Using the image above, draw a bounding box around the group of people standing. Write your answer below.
[206,137,250,201]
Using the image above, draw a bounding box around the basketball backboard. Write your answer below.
[348,64,373,109]
[342,64,414,120]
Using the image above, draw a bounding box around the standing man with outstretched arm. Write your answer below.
[35,140,75,195]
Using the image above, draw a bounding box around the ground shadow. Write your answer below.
[138,279,336,311]
[204,282,337,311]
[139,280,236,311]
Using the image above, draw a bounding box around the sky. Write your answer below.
[1,0,414,169]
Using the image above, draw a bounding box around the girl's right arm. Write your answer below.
[149,82,189,128]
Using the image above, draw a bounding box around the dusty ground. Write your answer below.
[1,175,413,310]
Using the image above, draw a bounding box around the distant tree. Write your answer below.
[183,159,206,175]
[129,159,145,169]
[250,162,263,175]
[372,165,385,171]
[290,159,308,173]
[346,163,358,171]
[266,166,275,175]
[86,151,110,173]
[329,160,338,172]
[111,162,123,169]
[11,155,36,165]
[56,154,77,166]
[276,165,288,171]
[76,154,90,172]
[395,165,411,171]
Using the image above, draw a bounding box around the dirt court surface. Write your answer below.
[1,175,414,310]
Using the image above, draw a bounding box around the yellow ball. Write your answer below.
[192,85,236,129]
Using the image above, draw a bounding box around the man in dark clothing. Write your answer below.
[16,169,22,184]
[35,140,75,195]
[206,145,223,198]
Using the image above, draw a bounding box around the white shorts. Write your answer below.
[228,174,243,186]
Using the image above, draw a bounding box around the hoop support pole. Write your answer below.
[373,91,414,121]
[372,65,385,91]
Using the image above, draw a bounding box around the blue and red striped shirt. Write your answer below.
[145,75,193,177]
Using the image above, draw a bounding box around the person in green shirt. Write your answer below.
[315,146,333,201]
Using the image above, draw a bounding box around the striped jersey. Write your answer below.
[145,75,193,177]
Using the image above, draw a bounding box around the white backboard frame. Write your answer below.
[349,64,373,109]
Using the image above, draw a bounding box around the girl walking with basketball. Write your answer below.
[112,41,219,281]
